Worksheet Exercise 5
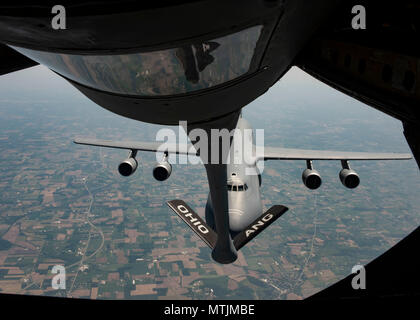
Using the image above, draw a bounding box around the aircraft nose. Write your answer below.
[229,208,244,216]
[228,209,247,232]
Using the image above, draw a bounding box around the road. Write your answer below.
[67,176,105,297]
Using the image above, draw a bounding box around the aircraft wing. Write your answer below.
[258,146,412,161]
[0,44,38,76]
[74,138,197,156]
[74,138,412,161]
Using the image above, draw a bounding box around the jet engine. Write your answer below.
[118,151,138,177]
[153,154,172,181]
[339,160,360,189]
[302,160,322,190]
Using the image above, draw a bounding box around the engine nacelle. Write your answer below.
[302,160,322,190]
[153,160,172,181]
[339,169,360,189]
[302,168,322,190]
[118,157,138,177]
[339,160,360,189]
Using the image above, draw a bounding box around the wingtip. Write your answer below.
[400,154,413,160]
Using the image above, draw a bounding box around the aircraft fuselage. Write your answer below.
[205,117,263,234]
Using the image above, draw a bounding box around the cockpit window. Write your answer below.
[11,25,263,97]
[228,183,247,192]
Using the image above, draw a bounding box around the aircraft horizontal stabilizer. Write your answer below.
[233,205,288,251]
[167,200,217,249]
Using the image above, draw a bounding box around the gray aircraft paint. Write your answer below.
[205,117,263,233]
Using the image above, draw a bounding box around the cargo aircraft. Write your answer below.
[74,116,411,264]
